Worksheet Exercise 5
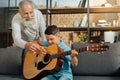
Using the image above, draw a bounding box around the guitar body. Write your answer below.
[23,44,63,80]
[23,43,109,80]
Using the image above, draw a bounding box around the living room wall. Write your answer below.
[0,0,119,47]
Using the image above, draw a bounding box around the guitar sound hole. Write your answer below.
[44,54,51,63]
[37,62,46,70]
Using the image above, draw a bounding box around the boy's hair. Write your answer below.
[45,25,59,35]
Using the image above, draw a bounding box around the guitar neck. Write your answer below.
[51,47,87,59]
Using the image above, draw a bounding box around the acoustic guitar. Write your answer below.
[23,43,109,80]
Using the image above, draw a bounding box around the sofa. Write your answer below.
[0,47,24,80]
[72,42,120,80]
[0,42,120,80]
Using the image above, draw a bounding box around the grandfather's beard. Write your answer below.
[22,18,35,27]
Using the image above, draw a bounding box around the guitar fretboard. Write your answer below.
[51,47,87,59]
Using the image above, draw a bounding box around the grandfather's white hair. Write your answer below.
[19,0,36,8]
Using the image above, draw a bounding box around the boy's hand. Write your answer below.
[71,50,78,66]
[71,50,78,58]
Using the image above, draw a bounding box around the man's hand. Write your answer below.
[25,41,46,54]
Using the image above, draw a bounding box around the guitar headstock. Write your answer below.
[87,43,109,52]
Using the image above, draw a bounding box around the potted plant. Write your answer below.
[78,32,88,43]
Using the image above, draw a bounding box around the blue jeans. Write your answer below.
[41,75,72,80]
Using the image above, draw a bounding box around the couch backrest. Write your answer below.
[71,42,120,76]
[0,47,24,75]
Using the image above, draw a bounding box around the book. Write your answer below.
[80,14,88,27]
[81,0,86,8]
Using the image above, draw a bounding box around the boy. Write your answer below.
[41,25,78,80]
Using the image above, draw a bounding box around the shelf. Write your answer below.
[7,7,120,14]
[9,26,120,32]
[88,7,120,13]
[90,27,120,31]
[48,7,120,14]
[59,27,87,31]
[59,27,120,31]
[6,7,47,14]
[48,8,87,14]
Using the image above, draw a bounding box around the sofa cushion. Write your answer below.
[71,42,120,76]
[0,48,24,75]
[73,76,120,80]
[0,75,24,80]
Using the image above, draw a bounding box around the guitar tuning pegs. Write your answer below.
[101,51,105,54]
[97,52,101,54]
[97,51,104,54]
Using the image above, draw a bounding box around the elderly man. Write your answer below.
[12,0,46,53]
